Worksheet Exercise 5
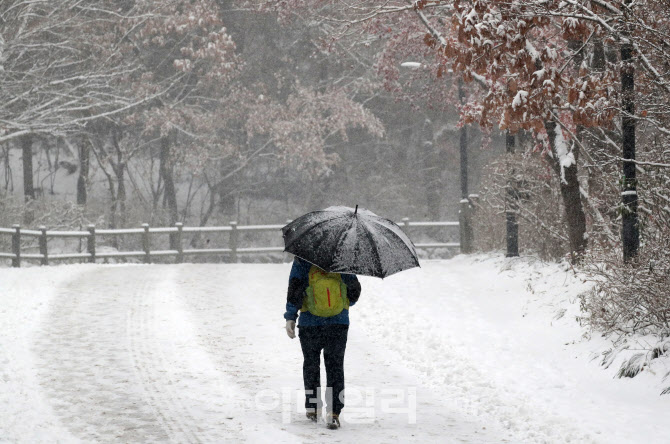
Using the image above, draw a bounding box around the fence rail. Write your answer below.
[0,218,459,268]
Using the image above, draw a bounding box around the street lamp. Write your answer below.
[400,62,473,253]
[457,77,474,254]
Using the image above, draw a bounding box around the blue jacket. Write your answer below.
[284,257,361,326]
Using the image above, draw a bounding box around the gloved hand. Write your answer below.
[286,320,296,339]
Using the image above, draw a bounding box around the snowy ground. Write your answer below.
[1,255,669,443]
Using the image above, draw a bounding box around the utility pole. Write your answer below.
[505,131,519,257]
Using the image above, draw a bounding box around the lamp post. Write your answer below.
[457,78,474,253]
[400,62,473,253]
[400,62,474,254]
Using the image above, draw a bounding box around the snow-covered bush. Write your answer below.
[580,171,670,344]
[581,245,670,339]
[0,197,97,263]
[578,159,670,388]
[0,196,92,230]
[0,197,93,234]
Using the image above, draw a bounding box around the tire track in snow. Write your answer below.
[32,266,241,443]
[125,271,202,444]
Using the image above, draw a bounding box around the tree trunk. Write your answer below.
[2,145,13,192]
[108,168,125,249]
[544,120,587,261]
[621,26,639,261]
[505,131,519,257]
[101,169,117,230]
[21,134,35,224]
[160,136,179,224]
[109,127,127,232]
[77,138,90,206]
[115,164,127,228]
[160,136,179,249]
[22,135,34,202]
[592,39,606,72]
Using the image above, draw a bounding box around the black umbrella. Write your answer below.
[282,205,419,278]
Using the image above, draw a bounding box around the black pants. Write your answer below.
[298,324,349,415]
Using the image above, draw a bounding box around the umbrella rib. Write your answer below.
[360,220,385,277]
[366,219,420,272]
[329,216,356,272]
[366,218,417,254]
[310,219,346,269]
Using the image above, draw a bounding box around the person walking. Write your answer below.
[284,256,361,429]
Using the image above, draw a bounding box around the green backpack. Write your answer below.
[301,265,349,317]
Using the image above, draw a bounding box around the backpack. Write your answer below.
[301,265,349,317]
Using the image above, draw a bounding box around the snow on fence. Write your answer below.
[0,218,460,268]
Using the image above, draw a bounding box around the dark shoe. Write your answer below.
[306,409,321,422]
[326,413,340,429]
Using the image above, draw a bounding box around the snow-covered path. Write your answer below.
[32,267,244,443]
[13,263,504,443]
[1,256,669,443]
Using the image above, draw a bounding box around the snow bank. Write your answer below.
[357,255,670,443]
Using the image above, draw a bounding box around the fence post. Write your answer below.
[87,224,96,263]
[142,223,151,264]
[402,217,410,233]
[11,224,21,268]
[39,226,48,266]
[229,221,238,263]
[175,222,184,264]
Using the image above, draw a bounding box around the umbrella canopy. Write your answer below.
[282,206,419,278]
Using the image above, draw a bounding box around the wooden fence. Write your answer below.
[0,218,460,268]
